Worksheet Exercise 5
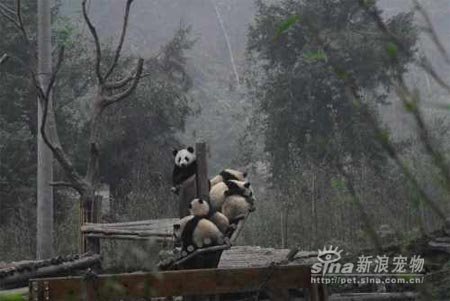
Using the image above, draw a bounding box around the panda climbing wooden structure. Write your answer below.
[173,142,225,269]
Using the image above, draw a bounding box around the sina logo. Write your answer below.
[312,246,353,275]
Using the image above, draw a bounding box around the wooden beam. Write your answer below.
[29,265,312,300]
[195,142,209,201]
[84,234,173,242]
[81,225,172,237]
[1,255,101,289]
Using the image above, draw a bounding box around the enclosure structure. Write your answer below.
[80,142,250,269]
[29,265,328,301]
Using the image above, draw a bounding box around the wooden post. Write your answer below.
[81,196,101,254]
[195,142,209,201]
[178,142,209,218]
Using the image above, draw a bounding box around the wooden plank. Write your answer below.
[30,265,312,300]
[83,218,179,228]
[81,226,172,237]
[219,246,318,269]
[179,175,197,218]
[84,234,173,242]
[195,142,209,201]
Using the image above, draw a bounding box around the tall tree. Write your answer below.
[246,0,417,247]
[36,0,54,259]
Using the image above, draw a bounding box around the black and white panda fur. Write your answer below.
[189,198,230,234]
[210,179,255,211]
[171,146,196,194]
[209,169,247,187]
[173,215,224,254]
[222,180,256,223]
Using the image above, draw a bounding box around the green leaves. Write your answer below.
[275,15,300,39]
[304,50,328,63]
[386,42,398,59]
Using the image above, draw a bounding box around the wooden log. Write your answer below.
[83,218,179,228]
[1,254,101,289]
[29,265,313,300]
[81,226,172,237]
[84,233,173,242]
[195,142,209,201]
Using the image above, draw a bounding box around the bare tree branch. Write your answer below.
[103,0,134,80]
[104,72,152,89]
[0,1,29,44]
[82,0,103,84]
[359,0,450,95]
[0,53,8,65]
[49,181,77,189]
[413,0,450,65]
[38,47,87,193]
[393,79,450,194]
[0,2,21,29]
[300,16,447,222]
[15,0,28,41]
[103,58,144,107]
[359,0,450,193]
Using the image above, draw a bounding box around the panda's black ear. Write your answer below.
[243,171,248,178]
[172,148,178,156]
[187,146,194,153]
[225,181,238,190]
[244,182,250,188]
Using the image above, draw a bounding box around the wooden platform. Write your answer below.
[219,246,318,268]
[29,264,327,300]
[81,218,178,241]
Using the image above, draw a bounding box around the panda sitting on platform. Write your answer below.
[173,215,225,255]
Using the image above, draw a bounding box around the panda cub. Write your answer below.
[173,215,224,255]
[210,180,255,211]
[222,180,256,223]
[209,169,247,187]
[189,198,230,234]
[171,146,196,194]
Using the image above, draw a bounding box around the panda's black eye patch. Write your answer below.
[185,156,189,161]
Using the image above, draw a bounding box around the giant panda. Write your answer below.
[222,180,256,223]
[173,215,224,255]
[189,198,230,234]
[226,180,256,208]
[171,146,196,194]
[209,169,247,187]
[209,181,229,210]
[209,180,254,211]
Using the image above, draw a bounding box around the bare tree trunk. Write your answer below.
[210,0,240,87]
[36,0,54,259]
[311,170,317,248]
[280,199,288,248]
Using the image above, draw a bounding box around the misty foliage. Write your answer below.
[247,0,417,178]
[1,2,450,297]
[0,1,194,260]
[238,0,433,249]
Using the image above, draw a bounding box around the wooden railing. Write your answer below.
[29,264,328,301]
